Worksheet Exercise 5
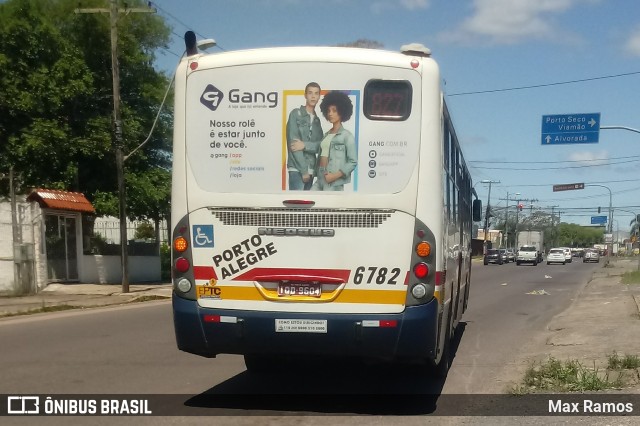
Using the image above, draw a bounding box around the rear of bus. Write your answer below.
[171,44,446,367]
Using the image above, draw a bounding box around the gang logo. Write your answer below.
[200,84,224,111]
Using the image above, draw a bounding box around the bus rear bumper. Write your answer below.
[173,294,439,361]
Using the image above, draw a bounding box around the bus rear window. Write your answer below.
[363,80,412,121]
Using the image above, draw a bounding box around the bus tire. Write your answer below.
[429,322,451,379]
[243,354,272,374]
[463,277,470,312]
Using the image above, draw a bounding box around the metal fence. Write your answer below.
[91,217,169,245]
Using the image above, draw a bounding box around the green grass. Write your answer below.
[0,295,170,318]
[0,304,78,318]
[131,295,170,303]
[621,270,640,284]
[511,356,625,394]
[608,351,640,370]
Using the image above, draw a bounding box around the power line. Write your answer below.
[151,1,207,40]
[151,1,225,51]
[447,70,640,97]
[469,154,640,165]
[477,178,640,189]
[471,157,640,170]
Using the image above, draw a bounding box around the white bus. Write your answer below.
[172,32,481,376]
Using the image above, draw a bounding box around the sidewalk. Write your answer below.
[502,258,640,391]
[0,282,172,317]
[546,258,640,360]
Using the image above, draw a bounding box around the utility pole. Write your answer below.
[549,205,559,248]
[585,184,613,265]
[499,192,520,248]
[76,1,156,293]
[482,180,500,254]
[510,197,537,239]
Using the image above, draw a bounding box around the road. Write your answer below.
[0,258,600,423]
[446,257,598,394]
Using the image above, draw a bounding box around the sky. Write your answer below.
[150,0,640,235]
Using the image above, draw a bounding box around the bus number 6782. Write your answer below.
[353,266,401,285]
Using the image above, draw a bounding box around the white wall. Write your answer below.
[79,255,161,284]
[0,201,46,294]
[0,200,162,292]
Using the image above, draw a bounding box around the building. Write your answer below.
[0,189,162,295]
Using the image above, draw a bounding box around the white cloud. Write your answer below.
[440,0,586,45]
[400,0,430,10]
[372,0,430,14]
[624,27,640,56]
[567,150,610,167]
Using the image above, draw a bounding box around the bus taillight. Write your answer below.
[413,262,429,278]
[174,236,188,252]
[175,257,190,273]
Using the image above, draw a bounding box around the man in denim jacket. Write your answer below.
[286,82,323,190]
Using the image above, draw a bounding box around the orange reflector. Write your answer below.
[416,241,431,257]
[413,262,429,278]
[175,257,190,273]
[174,237,188,252]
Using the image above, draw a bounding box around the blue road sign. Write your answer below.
[591,216,608,225]
[541,113,600,145]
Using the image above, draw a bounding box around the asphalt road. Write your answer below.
[446,258,599,394]
[0,259,602,423]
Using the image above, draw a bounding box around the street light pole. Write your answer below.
[504,192,520,248]
[549,205,559,248]
[586,184,612,265]
[482,180,500,254]
[614,208,640,270]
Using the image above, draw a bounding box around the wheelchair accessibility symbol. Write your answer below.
[193,225,214,248]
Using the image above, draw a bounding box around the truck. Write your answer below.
[516,231,544,265]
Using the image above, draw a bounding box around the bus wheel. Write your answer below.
[244,354,273,374]
[429,325,451,379]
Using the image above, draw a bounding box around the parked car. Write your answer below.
[547,248,566,265]
[499,249,510,263]
[506,248,516,262]
[484,249,503,265]
[583,249,600,263]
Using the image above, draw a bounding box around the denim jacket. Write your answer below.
[286,106,323,174]
[320,125,357,186]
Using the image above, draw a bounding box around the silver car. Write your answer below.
[499,249,510,263]
[547,248,566,265]
[583,249,600,263]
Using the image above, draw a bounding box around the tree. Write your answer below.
[337,39,384,49]
[0,0,172,222]
[557,223,604,247]
[630,216,640,238]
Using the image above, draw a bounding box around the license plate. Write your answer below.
[275,319,327,333]
[277,282,321,298]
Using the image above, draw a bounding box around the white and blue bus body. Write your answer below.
[171,37,479,373]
